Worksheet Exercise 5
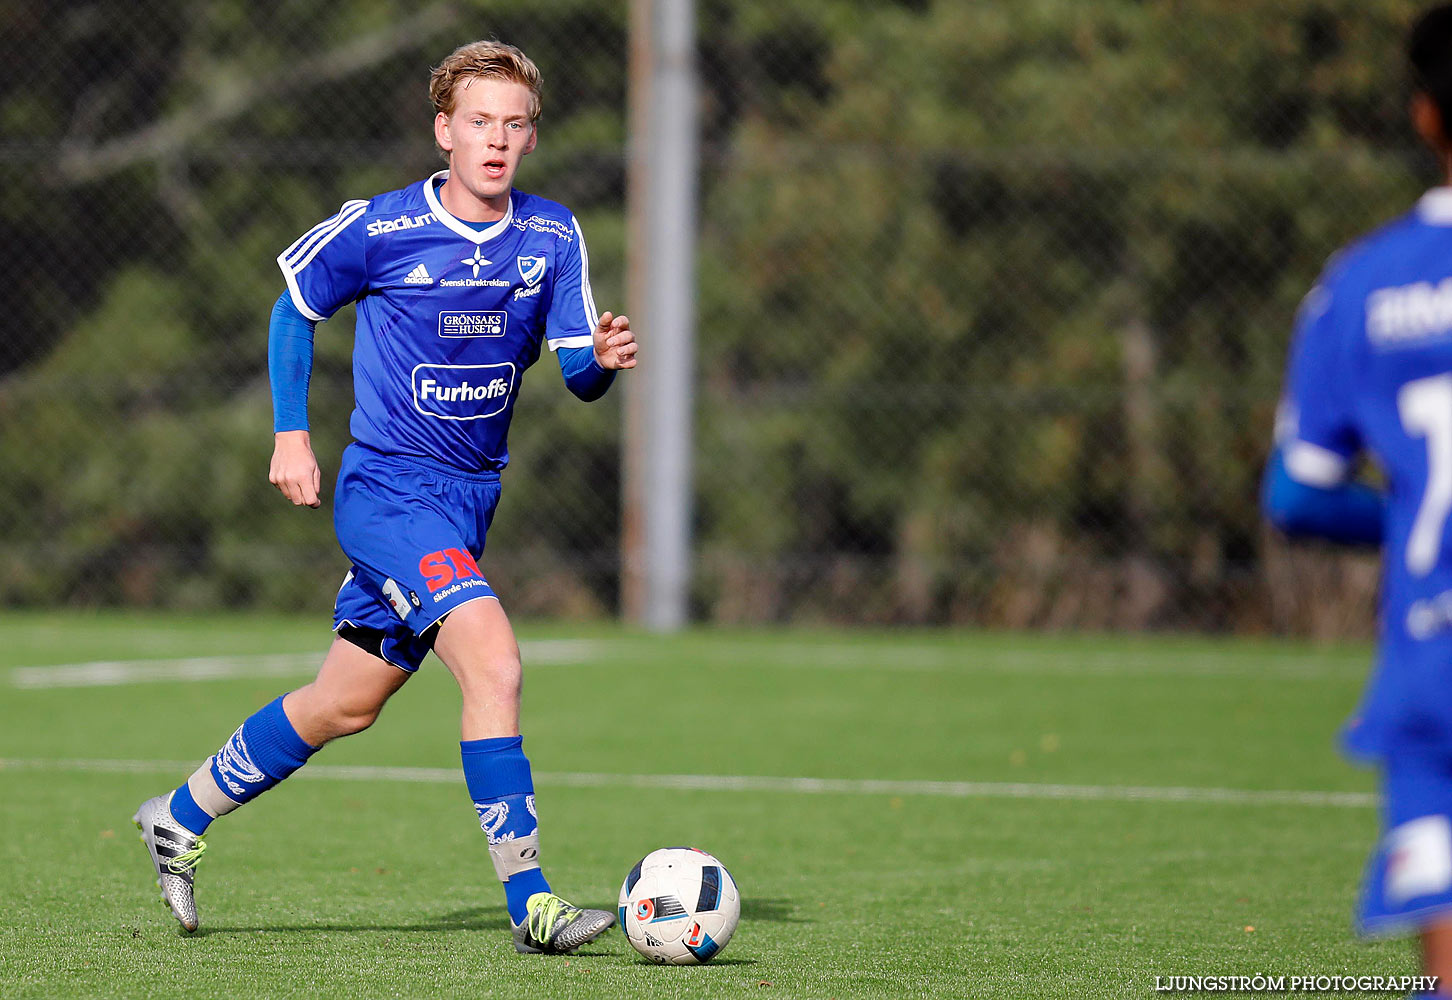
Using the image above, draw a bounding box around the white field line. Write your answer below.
[10,653,322,689]
[6,639,1363,688]
[0,756,1376,809]
[7,640,599,689]
[683,643,1367,680]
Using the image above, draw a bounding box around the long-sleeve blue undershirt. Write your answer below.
[269,292,316,433]
[267,291,616,433]
[556,343,615,401]
[1260,446,1385,546]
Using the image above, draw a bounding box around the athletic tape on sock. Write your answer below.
[187,757,242,817]
[487,832,542,882]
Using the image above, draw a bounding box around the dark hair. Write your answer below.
[1410,5,1452,130]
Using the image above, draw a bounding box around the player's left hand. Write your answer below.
[593,312,637,370]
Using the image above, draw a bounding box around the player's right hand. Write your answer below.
[270,430,323,508]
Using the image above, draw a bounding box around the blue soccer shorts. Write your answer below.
[331,444,502,672]
[1357,744,1452,935]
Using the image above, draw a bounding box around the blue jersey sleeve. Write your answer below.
[544,215,599,352]
[275,199,370,322]
[1261,446,1385,544]
[1276,273,1363,487]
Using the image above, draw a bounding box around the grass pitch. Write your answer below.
[0,612,1417,997]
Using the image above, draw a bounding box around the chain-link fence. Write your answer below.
[0,0,1430,633]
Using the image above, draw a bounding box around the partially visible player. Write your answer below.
[1265,6,1452,986]
[129,40,636,954]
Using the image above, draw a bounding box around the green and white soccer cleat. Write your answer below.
[511,891,614,954]
[132,793,207,933]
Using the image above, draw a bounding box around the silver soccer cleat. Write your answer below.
[132,793,207,933]
[511,891,614,954]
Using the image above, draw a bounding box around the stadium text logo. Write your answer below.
[438,311,507,338]
[1368,279,1452,346]
[412,362,515,420]
[367,212,435,236]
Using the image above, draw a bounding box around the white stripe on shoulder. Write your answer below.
[281,199,369,269]
[1418,187,1452,226]
[547,334,594,351]
[277,262,326,322]
[1283,440,1351,487]
[573,215,600,328]
[275,200,368,320]
[281,202,360,265]
[288,201,368,273]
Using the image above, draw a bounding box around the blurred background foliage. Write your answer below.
[0,0,1430,631]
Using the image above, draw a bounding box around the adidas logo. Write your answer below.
[404,263,432,285]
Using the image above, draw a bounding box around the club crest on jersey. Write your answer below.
[517,255,546,287]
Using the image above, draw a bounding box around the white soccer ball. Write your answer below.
[617,846,741,964]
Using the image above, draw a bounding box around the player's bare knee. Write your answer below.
[454,652,522,701]
[323,690,387,736]
[334,704,382,736]
[293,684,383,739]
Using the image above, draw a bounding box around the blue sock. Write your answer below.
[167,782,213,836]
[461,735,551,923]
[168,695,319,836]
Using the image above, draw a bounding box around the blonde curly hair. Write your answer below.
[429,40,543,123]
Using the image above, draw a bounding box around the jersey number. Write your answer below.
[1398,374,1452,576]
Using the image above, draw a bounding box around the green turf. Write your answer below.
[0,611,1420,997]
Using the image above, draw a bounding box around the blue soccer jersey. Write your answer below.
[1277,188,1452,759]
[276,169,599,473]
